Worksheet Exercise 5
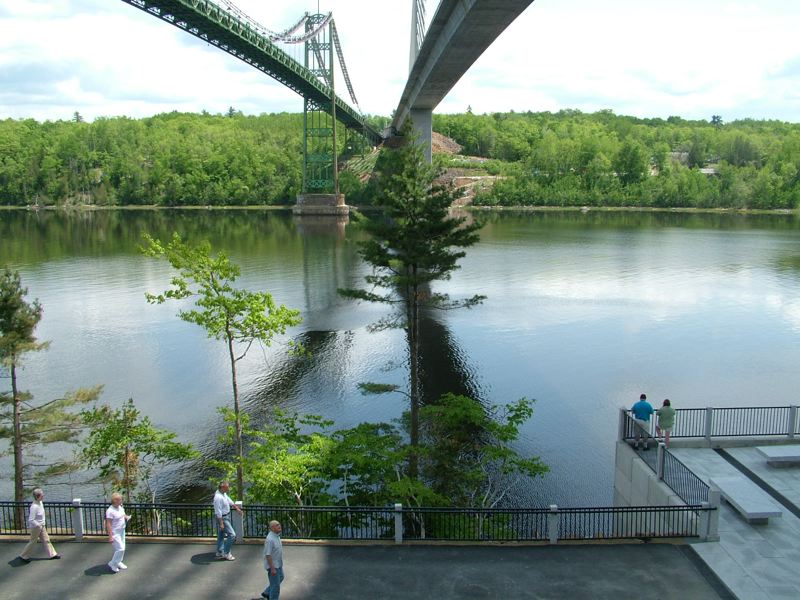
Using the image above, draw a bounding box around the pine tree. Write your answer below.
[339,122,484,475]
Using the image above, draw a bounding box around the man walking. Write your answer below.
[213,481,242,560]
[19,488,61,562]
[631,393,654,450]
[261,520,284,599]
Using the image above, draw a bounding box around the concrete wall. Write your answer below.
[613,442,684,507]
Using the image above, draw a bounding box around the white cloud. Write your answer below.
[0,0,798,122]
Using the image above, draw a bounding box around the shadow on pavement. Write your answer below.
[190,551,222,566]
[7,557,30,568]
[84,564,116,577]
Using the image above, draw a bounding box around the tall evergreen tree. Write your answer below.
[339,123,484,475]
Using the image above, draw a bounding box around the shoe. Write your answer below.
[50,554,62,560]
[118,562,128,570]
[108,562,120,573]
[224,554,236,561]
[215,551,223,558]
[19,556,31,563]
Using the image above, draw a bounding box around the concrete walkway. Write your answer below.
[671,446,800,600]
[1,539,728,600]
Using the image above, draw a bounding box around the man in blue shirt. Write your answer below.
[631,393,654,450]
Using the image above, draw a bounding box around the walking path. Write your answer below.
[1,538,727,599]
[9,444,800,598]
[671,446,800,600]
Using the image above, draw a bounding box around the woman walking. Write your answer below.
[106,492,131,573]
[18,488,61,562]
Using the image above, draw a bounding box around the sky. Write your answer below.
[0,0,798,123]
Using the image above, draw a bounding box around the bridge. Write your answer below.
[395,0,535,162]
[119,0,536,210]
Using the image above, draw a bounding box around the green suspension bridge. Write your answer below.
[121,0,381,208]
[120,0,534,211]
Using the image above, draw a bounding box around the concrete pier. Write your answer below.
[293,193,349,216]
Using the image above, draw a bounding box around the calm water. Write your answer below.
[2,209,800,506]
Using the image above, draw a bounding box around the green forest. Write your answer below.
[1,109,799,209]
[436,110,800,209]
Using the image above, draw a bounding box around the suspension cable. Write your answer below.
[330,20,360,111]
[213,1,361,113]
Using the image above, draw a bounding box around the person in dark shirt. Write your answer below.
[631,393,654,450]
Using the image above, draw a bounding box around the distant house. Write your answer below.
[669,151,689,165]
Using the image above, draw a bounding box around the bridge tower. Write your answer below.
[294,13,347,217]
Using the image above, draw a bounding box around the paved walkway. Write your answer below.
[1,539,728,599]
[671,445,800,600]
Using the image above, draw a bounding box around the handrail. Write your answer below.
[622,405,800,440]
[0,500,710,542]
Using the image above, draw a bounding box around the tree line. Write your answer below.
[434,110,800,209]
[2,109,798,209]
[0,111,305,206]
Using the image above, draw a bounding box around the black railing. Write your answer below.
[246,505,396,540]
[670,408,707,437]
[557,505,700,540]
[0,501,75,535]
[662,451,710,506]
[0,500,710,542]
[623,406,800,440]
[401,507,549,541]
[79,503,217,537]
[710,407,790,437]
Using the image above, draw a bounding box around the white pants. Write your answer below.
[109,528,126,568]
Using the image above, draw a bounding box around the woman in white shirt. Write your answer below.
[18,488,60,562]
[105,492,131,573]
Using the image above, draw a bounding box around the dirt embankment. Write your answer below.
[432,132,500,205]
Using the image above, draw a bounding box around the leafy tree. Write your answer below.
[81,398,197,503]
[141,233,302,497]
[614,141,649,185]
[339,122,484,475]
[215,408,336,510]
[711,115,723,128]
[417,394,547,508]
[0,268,101,502]
[217,395,543,537]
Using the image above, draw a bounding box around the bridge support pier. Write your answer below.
[293,193,349,216]
[410,108,433,164]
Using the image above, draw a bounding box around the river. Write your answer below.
[1,208,799,506]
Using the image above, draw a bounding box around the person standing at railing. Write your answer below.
[656,399,676,448]
[631,393,654,450]
[106,492,131,573]
[261,520,284,600]
[213,481,242,561]
[18,488,61,563]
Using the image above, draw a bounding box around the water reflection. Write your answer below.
[2,209,800,506]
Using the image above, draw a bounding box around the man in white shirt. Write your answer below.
[261,520,284,599]
[213,481,242,560]
[19,488,60,562]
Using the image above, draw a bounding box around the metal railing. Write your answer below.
[620,409,710,506]
[671,406,798,438]
[662,451,710,507]
[623,405,800,441]
[0,500,714,543]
